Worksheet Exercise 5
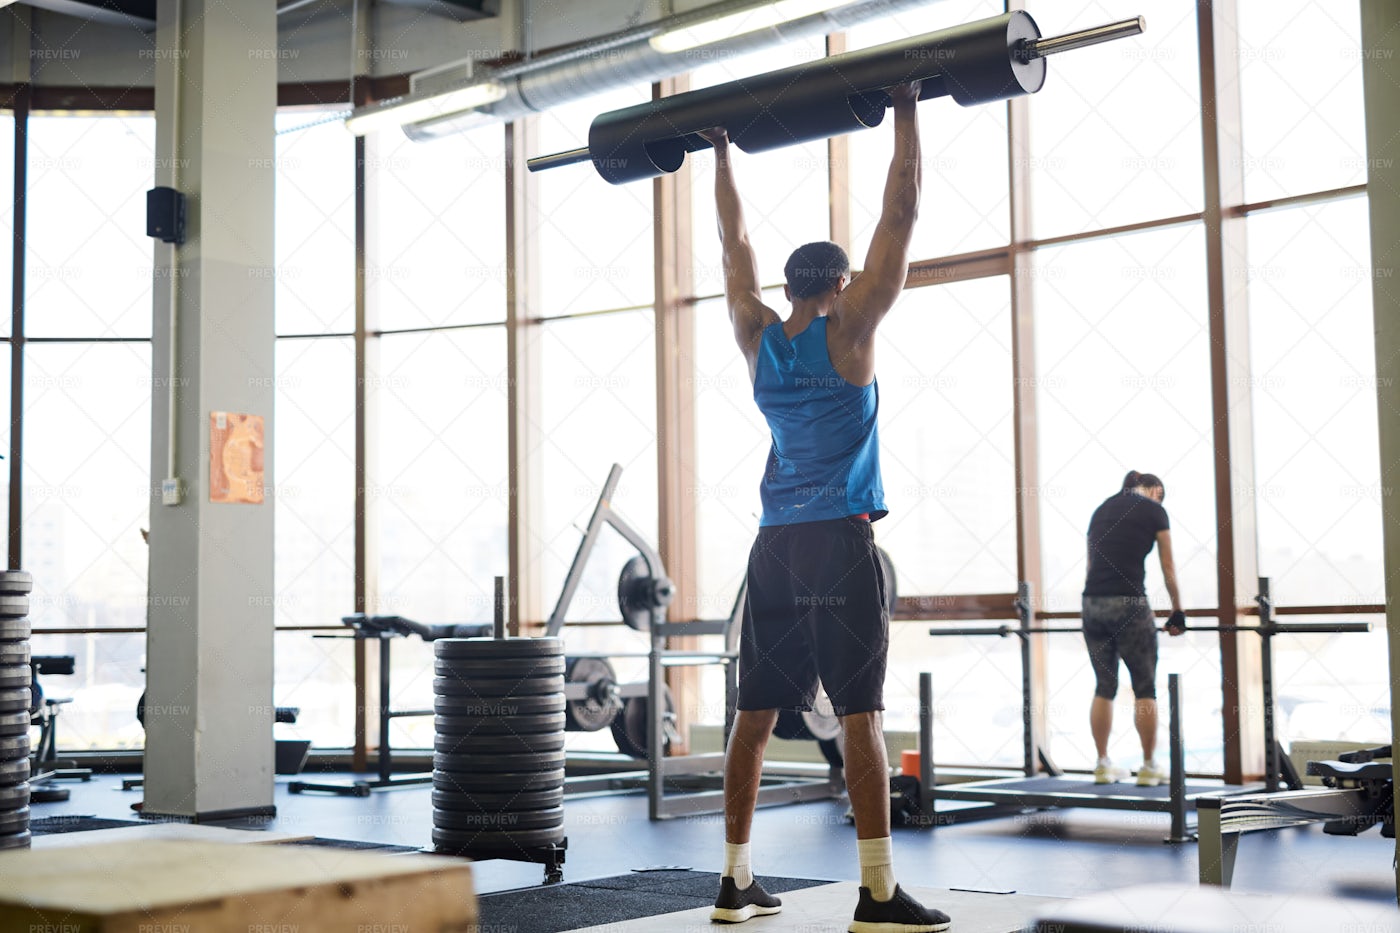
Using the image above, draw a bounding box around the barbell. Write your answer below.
[529,11,1144,185]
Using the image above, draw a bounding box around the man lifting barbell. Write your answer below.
[700,82,949,933]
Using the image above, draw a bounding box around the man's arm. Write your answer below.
[700,128,777,364]
[834,83,921,337]
[1157,530,1186,634]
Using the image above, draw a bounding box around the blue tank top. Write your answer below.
[752,317,886,526]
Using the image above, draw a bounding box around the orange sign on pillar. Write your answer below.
[209,411,265,505]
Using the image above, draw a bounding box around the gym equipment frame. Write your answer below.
[548,463,844,819]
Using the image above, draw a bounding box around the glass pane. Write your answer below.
[0,113,13,339]
[539,311,657,622]
[276,112,354,335]
[535,85,655,312]
[371,123,506,329]
[27,115,155,338]
[693,292,775,616]
[1029,2,1203,237]
[378,327,509,623]
[1034,224,1215,616]
[690,38,830,295]
[25,342,151,629]
[847,0,1009,264]
[1273,615,1389,751]
[1249,198,1380,606]
[275,628,357,751]
[274,337,354,627]
[876,277,1016,596]
[31,631,145,751]
[1238,0,1366,203]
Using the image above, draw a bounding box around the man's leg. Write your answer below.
[724,708,779,846]
[841,709,890,840]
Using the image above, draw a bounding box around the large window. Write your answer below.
[275,113,354,335]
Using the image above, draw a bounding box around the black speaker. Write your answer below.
[146,186,186,245]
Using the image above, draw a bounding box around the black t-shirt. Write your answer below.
[1083,492,1170,597]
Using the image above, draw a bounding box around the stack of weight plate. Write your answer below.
[0,571,33,851]
[432,636,566,859]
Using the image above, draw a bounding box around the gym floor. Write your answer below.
[28,772,1399,905]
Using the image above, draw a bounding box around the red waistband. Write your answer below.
[851,512,870,521]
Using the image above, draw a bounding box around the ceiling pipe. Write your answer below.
[355,0,946,140]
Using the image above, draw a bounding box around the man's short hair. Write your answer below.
[784,241,850,299]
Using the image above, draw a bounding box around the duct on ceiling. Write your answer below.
[391,0,942,140]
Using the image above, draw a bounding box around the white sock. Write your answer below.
[858,836,896,901]
[1097,757,1113,768]
[724,841,753,889]
[1143,758,1157,769]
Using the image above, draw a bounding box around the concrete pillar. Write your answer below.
[144,0,277,819]
[1358,0,1400,899]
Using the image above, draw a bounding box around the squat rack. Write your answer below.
[915,577,1369,841]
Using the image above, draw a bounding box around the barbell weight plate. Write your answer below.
[434,637,564,660]
[433,751,566,774]
[0,619,30,642]
[0,758,30,786]
[0,689,30,714]
[431,787,564,813]
[0,665,29,691]
[563,656,622,732]
[818,736,845,769]
[0,572,32,595]
[0,712,28,737]
[434,731,566,755]
[0,783,27,808]
[432,675,564,698]
[432,825,565,854]
[432,806,565,832]
[433,655,566,680]
[617,556,653,631]
[0,735,29,759]
[802,690,842,742]
[432,768,565,794]
[27,787,68,804]
[434,712,567,736]
[0,806,27,835]
[0,643,28,666]
[0,830,30,850]
[610,685,674,760]
[0,597,28,620]
[772,709,807,741]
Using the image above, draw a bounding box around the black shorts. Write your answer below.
[1081,595,1158,700]
[736,516,889,717]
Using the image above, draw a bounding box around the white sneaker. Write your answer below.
[1137,761,1167,787]
[1093,758,1119,784]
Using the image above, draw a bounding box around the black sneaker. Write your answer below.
[710,876,783,924]
[849,885,951,933]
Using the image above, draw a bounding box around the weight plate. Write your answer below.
[434,731,565,755]
[434,712,567,736]
[0,665,30,691]
[877,546,897,617]
[564,657,622,732]
[432,768,564,794]
[433,825,564,853]
[0,643,28,666]
[0,572,32,595]
[433,655,566,679]
[432,675,564,698]
[0,806,27,834]
[611,685,674,760]
[28,787,68,804]
[0,597,28,620]
[0,619,29,642]
[0,830,30,850]
[773,689,841,742]
[617,555,653,631]
[0,688,30,714]
[0,735,29,759]
[432,787,563,813]
[0,758,30,786]
[434,637,563,660]
[0,782,27,808]
[0,711,29,737]
[433,750,566,774]
[433,806,564,832]
[433,694,565,718]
